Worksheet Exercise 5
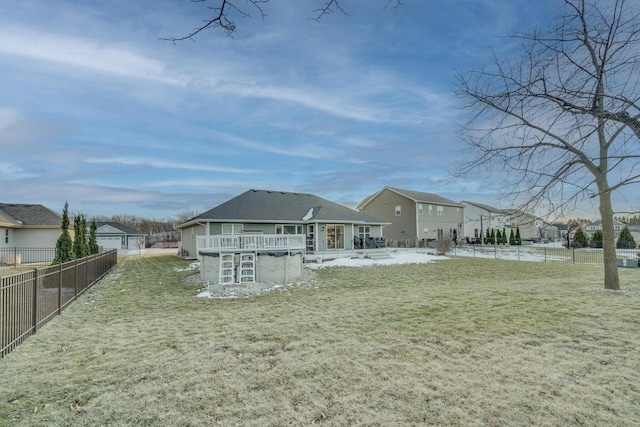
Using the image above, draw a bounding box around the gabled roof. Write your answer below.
[358,187,463,210]
[96,222,143,235]
[177,189,387,228]
[0,203,62,228]
[460,200,505,214]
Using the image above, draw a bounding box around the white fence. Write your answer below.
[196,234,306,253]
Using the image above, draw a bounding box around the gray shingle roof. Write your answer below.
[182,189,387,226]
[460,200,505,214]
[96,222,143,235]
[360,187,463,208]
[0,203,62,227]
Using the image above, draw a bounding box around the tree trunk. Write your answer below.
[598,190,620,290]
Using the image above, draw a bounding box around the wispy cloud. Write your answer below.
[85,157,261,174]
[0,27,185,85]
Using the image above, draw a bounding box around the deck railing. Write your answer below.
[197,234,306,253]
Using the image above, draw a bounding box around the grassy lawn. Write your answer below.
[1,255,639,426]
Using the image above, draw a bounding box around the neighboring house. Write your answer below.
[460,201,508,241]
[94,222,146,251]
[584,219,625,238]
[460,201,553,242]
[536,221,561,241]
[551,223,569,241]
[0,202,70,265]
[0,203,68,249]
[501,210,548,241]
[176,189,389,259]
[358,187,463,242]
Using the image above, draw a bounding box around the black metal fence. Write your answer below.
[0,247,56,270]
[1,250,117,358]
[451,244,639,266]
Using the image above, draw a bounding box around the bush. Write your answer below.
[590,230,603,248]
[616,226,637,249]
[434,238,453,255]
[573,227,588,248]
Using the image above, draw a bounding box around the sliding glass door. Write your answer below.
[326,225,344,249]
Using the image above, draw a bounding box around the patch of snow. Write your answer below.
[586,287,638,296]
[305,250,445,269]
[302,208,314,221]
[173,262,200,272]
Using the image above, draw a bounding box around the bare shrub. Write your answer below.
[434,238,453,255]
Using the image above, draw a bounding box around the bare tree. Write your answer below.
[455,0,640,290]
[163,0,403,41]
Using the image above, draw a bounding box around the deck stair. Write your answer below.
[219,253,235,284]
[366,252,392,260]
[239,252,256,282]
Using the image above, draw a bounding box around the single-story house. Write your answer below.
[94,222,146,251]
[0,202,70,265]
[358,187,463,243]
[175,189,388,285]
[177,189,389,257]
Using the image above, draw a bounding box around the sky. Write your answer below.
[0,0,630,220]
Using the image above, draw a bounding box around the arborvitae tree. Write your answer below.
[52,202,74,264]
[509,229,516,245]
[489,229,496,245]
[81,216,90,255]
[486,228,490,244]
[590,230,603,249]
[496,229,502,245]
[89,218,100,254]
[515,227,522,245]
[573,227,588,248]
[616,226,637,249]
[72,215,87,259]
[501,227,507,244]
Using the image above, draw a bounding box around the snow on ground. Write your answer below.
[305,250,446,269]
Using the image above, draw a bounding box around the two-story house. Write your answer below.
[357,187,463,242]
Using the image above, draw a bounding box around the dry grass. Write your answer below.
[1,255,640,426]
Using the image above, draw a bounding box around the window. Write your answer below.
[474,229,479,238]
[276,224,303,234]
[395,205,401,216]
[437,229,444,240]
[418,203,423,211]
[222,223,243,234]
[4,230,8,244]
[437,206,444,216]
[326,225,345,249]
[358,226,371,239]
[428,205,433,215]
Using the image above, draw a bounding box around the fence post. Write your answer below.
[58,262,63,315]
[572,248,576,264]
[32,268,38,333]
[517,245,520,261]
[75,258,79,298]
